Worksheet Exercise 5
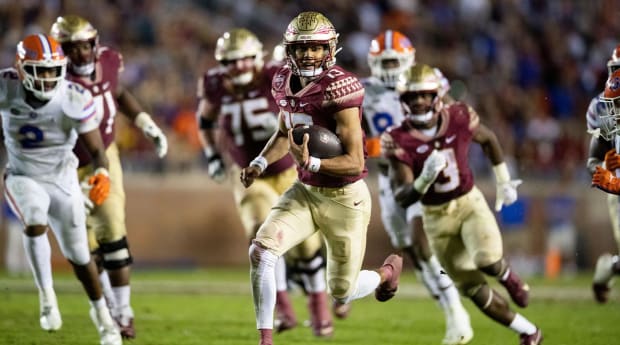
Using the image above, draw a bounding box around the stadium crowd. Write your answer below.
[0,0,616,181]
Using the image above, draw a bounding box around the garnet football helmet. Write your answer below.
[607,44,620,76]
[15,34,67,100]
[283,11,339,78]
[367,30,415,88]
[215,28,264,85]
[396,63,443,125]
[50,15,98,76]
[599,69,620,140]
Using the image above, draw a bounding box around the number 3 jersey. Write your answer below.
[0,69,98,178]
[197,61,294,176]
[381,102,477,205]
[66,46,122,167]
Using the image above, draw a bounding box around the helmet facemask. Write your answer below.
[396,64,443,127]
[599,71,620,141]
[367,30,415,88]
[50,15,99,76]
[16,34,67,101]
[215,28,264,86]
[283,11,340,78]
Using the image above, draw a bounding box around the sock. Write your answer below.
[342,270,381,304]
[23,233,53,290]
[112,285,131,309]
[89,297,107,310]
[250,244,278,330]
[99,271,117,310]
[509,313,537,335]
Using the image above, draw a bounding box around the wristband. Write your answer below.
[134,112,155,130]
[250,156,268,173]
[413,177,431,194]
[492,162,510,183]
[93,167,109,177]
[203,146,215,159]
[304,156,321,173]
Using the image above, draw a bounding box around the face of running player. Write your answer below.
[400,90,440,128]
[290,43,328,77]
[61,40,96,76]
[220,56,257,86]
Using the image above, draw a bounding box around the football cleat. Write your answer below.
[442,305,473,345]
[114,305,135,339]
[375,254,403,302]
[592,253,616,303]
[90,306,122,345]
[499,269,530,308]
[519,328,543,345]
[39,288,62,331]
[332,300,351,319]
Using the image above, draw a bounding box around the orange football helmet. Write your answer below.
[15,34,67,100]
[599,68,620,140]
[368,30,415,88]
[607,44,620,76]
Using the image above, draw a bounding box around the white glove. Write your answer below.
[413,150,447,194]
[135,112,168,158]
[492,162,522,212]
[205,148,227,183]
[495,180,522,212]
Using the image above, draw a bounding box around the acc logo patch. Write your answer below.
[416,144,430,154]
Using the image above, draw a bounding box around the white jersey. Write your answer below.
[361,76,404,139]
[0,68,99,179]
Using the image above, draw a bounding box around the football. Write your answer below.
[291,125,344,158]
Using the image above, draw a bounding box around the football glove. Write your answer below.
[493,162,522,212]
[604,149,620,171]
[592,165,620,194]
[87,167,110,206]
[413,150,446,194]
[205,150,227,183]
[135,112,168,158]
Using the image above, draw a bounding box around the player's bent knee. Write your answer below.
[99,237,133,269]
[328,277,351,300]
[65,246,91,266]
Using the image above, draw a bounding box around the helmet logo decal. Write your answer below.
[608,76,620,92]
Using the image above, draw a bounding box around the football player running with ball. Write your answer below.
[50,15,169,339]
[1,34,121,345]
[382,64,542,345]
[362,30,472,345]
[241,12,403,345]
[196,28,332,336]
[586,45,620,303]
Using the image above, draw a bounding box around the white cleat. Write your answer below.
[39,289,62,331]
[90,306,123,345]
[442,305,473,345]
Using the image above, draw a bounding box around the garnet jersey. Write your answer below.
[0,68,98,177]
[382,102,478,205]
[198,61,294,176]
[66,46,122,167]
[272,65,367,188]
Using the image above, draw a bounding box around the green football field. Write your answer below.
[1,267,618,345]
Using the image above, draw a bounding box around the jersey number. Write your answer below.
[92,90,117,134]
[18,125,44,149]
[433,148,459,193]
[221,97,277,146]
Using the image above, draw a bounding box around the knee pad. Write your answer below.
[328,277,350,300]
[99,237,133,270]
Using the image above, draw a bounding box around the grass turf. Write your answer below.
[1,268,618,345]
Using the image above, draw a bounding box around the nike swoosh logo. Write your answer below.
[300,102,308,107]
[446,134,456,144]
[353,200,363,206]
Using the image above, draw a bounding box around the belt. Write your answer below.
[306,184,347,196]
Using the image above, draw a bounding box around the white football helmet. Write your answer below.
[367,30,415,88]
[599,68,620,140]
[215,28,264,85]
[607,44,620,77]
[15,34,67,100]
[283,11,339,78]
